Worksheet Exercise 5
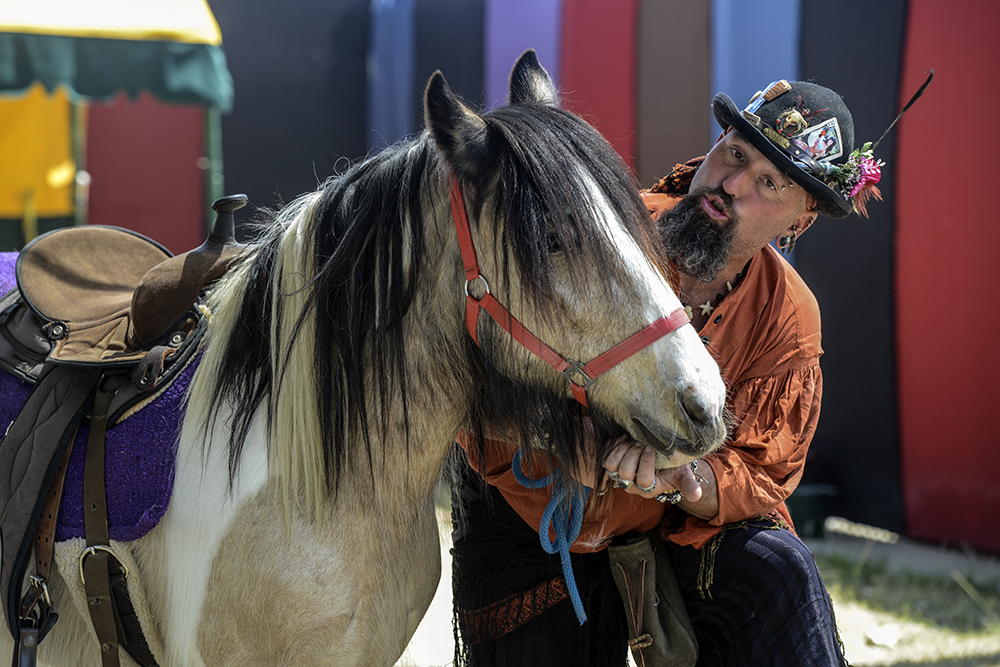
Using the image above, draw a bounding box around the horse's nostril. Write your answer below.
[680,385,715,425]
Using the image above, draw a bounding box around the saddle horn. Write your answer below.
[130,194,248,346]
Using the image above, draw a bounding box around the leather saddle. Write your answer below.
[0,195,248,667]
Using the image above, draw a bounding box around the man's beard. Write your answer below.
[657,186,737,283]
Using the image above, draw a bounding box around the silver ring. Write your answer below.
[690,460,707,485]
[615,478,634,490]
[636,479,657,493]
[606,470,621,483]
[655,490,684,504]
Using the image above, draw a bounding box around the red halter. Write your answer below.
[449,176,690,408]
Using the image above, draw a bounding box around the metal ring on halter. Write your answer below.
[464,275,490,299]
[655,490,684,504]
[637,479,657,494]
[561,359,596,391]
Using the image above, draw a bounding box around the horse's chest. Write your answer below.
[198,491,444,665]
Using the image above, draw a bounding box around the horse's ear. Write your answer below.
[507,49,560,107]
[424,71,489,178]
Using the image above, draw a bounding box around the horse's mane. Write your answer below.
[192,100,663,516]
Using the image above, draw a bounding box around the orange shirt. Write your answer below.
[459,193,823,551]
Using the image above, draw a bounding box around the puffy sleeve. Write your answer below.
[708,363,822,526]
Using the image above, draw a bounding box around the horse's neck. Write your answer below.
[350,201,473,504]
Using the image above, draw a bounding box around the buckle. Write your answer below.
[27,576,51,607]
[78,545,129,585]
[561,359,595,390]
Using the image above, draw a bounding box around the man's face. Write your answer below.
[658,185,737,283]
[665,129,810,278]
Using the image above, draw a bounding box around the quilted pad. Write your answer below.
[0,252,195,542]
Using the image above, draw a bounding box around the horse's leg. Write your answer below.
[195,483,442,667]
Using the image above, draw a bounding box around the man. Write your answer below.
[452,79,880,666]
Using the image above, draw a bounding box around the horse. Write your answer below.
[4,50,727,666]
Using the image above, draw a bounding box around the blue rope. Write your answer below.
[511,449,590,624]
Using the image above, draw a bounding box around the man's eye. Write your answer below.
[730,147,744,162]
[764,178,776,190]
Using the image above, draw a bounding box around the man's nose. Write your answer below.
[722,167,750,199]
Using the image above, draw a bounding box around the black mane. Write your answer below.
[209,100,662,495]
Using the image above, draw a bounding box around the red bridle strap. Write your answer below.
[448,175,689,408]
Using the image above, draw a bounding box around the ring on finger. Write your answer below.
[606,470,621,483]
[636,479,657,493]
[615,478,634,490]
[655,490,684,504]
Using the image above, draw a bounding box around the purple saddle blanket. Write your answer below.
[0,251,194,542]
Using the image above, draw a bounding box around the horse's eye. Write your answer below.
[547,222,582,255]
[547,232,563,254]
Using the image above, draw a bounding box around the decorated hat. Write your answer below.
[713,80,882,218]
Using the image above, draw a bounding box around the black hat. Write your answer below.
[713,80,862,218]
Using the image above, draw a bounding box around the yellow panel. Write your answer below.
[0,83,77,218]
[0,0,221,46]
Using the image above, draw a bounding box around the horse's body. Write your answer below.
[4,52,727,665]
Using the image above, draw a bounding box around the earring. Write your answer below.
[777,229,798,256]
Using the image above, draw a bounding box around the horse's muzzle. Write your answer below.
[630,413,726,467]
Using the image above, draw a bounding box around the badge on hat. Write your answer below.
[777,108,808,136]
[790,117,844,163]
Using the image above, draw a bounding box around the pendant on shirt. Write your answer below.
[679,269,746,324]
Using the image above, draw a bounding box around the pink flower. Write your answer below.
[848,156,883,199]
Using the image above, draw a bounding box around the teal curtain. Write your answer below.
[0,32,233,111]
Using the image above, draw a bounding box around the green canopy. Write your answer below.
[0,0,233,111]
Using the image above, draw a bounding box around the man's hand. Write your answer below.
[602,440,719,520]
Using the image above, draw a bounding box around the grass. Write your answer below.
[814,550,1000,636]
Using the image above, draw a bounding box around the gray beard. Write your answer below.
[657,187,737,283]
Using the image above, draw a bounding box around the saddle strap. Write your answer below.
[1,365,99,641]
[82,381,121,667]
[82,376,158,667]
[15,435,76,651]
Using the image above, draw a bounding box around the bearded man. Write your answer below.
[451,79,880,666]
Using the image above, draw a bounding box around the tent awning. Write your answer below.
[0,0,233,111]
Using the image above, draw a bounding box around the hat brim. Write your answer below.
[713,93,852,218]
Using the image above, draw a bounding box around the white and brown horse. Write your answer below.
[10,51,726,666]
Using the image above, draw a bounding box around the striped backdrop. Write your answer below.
[213,0,1000,552]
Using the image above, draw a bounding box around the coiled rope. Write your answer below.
[511,449,590,624]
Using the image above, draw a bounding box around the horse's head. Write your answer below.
[425,51,728,471]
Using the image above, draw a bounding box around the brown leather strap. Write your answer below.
[82,379,121,667]
[132,346,173,392]
[632,560,651,649]
[15,626,39,667]
[34,435,74,580]
[79,377,159,667]
[613,561,653,654]
[15,434,76,636]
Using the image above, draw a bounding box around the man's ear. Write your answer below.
[790,209,818,237]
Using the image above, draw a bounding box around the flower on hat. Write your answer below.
[828,142,884,218]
